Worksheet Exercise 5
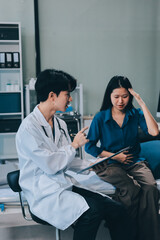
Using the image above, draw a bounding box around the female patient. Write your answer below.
[85,75,160,240]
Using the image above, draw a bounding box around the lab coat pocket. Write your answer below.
[38,173,61,196]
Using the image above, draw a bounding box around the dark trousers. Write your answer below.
[72,186,134,240]
[95,161,160,240]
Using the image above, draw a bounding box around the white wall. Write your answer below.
[0,0,160,118]
[38,0,160,118]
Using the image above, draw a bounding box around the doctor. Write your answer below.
[16,69,134,240]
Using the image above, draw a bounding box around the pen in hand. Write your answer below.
[70,132,87,138]
[70,133,77,137]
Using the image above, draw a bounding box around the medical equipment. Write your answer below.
[42,117,73,141]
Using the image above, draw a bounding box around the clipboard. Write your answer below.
[77,146,131,174]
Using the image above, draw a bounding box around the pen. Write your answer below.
[70,133,77,137]
[70,132,88,137]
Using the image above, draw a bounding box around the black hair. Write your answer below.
[100,75,133,111]
[35,69,77,103]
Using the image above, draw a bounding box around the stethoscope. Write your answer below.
[55,117,68,139]
[42,117,68,140]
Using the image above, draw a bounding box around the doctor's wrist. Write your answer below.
[71,142,79,149]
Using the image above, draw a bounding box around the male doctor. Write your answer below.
[16,69,134,240]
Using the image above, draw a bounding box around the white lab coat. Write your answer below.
[16,106,112,230]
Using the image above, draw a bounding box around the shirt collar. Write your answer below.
[123,108,134,125]
[104,108,112,122]
[104,107,134,123]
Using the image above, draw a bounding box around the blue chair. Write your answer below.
[140,140,160,180]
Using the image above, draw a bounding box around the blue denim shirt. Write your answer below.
[85,108,149,165]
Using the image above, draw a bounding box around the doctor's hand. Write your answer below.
[71,127,89,149]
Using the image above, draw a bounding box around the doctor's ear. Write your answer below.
[48,91,57,100]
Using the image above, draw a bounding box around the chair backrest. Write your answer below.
[7,169,51,224]
[140,140,160,179]
[7,170,21,192]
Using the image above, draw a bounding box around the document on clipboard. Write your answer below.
[77,146,131,174]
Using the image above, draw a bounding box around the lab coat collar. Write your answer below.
[54,116,61,145]
[33,105,50,127]
[33,105,62,144]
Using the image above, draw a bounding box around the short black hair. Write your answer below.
[35,69,77,103]
[100,75,133,111]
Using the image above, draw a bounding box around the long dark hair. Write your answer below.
[100,75,133,111]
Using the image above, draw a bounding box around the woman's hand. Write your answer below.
[128,88,145,107]
[90,151,134,170]
[71,127,89,149]
[128,88,159,136]
[113,151,134,164]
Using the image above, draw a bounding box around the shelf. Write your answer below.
[0,69,21,92]
[0,22,23,162]
[0,40,19,43]
[0,91,21,93]
[0,132,16,136]
[0,113,22,116]
[0,68,20,71]
[0,154,18,160]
